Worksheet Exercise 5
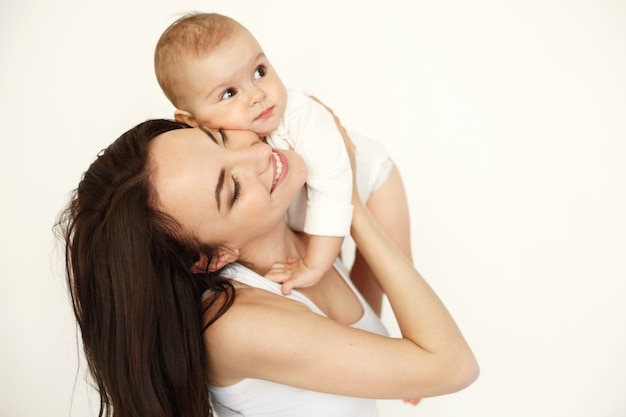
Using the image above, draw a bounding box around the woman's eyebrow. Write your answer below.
[197,126,225,210]
[215,169,225,211]
[199,125,218,144]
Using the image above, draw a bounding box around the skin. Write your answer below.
[351,164,413,315]
[166,17,413,323]
[146,117,479,400]
[150,126,307,271]
[171,23,345,294]
[173,24,287,137]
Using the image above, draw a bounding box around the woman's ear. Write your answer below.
[191,254,209,274]
[174,109,198,127]
[191,248,240,274]
[208,247,240,271]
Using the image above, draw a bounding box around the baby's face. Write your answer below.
[180,26,287,136]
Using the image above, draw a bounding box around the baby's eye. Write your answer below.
[253,65,267,80]
[220,88,237,101]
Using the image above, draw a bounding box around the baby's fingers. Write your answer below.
[279,278,299,296]
[264,271,296,295]
[264,258,301,294]
[264,262,290,283]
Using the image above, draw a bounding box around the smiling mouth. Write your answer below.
[271,151,285,192]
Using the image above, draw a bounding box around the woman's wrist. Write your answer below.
[350,201,380,253]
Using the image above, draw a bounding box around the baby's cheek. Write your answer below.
[193,113,219,128]
[220,115,254,132]
[198,109,241,130]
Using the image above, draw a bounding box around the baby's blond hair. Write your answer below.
[154,12,241,108]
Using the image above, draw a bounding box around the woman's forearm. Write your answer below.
[350,199,479,386]
[305,95,477,392]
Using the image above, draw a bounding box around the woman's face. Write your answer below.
[149,127,306,249]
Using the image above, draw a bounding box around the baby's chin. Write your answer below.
[256,124,280,138]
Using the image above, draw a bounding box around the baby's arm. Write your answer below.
[266,235,344,295]
[269,91,353,241]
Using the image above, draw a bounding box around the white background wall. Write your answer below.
[2,1,625,416]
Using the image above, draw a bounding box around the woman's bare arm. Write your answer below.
[204,105,478,399]
[350,162,412,315]
[205,277,478,400]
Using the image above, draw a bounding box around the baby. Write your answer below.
[155,13,352,294]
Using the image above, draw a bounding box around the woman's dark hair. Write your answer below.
[56,119,235,417]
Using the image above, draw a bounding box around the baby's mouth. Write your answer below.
[255,106,274,121]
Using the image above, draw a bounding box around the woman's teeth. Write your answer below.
[272,152,283,189]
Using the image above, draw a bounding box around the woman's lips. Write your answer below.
[271,150,287,192]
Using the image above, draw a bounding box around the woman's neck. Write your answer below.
[236,223,308,276]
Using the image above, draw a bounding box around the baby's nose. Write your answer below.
[248,85,266,105]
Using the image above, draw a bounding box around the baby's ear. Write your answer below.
[191,248,240,274]
[174,109,198,127]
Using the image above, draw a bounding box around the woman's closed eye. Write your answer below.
[230,176,241,207]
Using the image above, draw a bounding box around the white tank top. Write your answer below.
[211,259,388,417]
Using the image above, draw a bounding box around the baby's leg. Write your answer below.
[350,163,412,315]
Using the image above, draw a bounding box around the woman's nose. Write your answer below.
[238,141,272,174]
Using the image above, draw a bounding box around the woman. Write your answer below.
[58,110,478,416]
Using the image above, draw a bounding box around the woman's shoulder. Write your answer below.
[202,284,318,385]
[203,284,311,339]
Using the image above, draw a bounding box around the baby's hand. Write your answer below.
[403,398,421,406]
[265,258,324,295]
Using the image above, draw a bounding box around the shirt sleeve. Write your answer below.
[272,91,353,237]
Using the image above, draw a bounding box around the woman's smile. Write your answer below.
[150,126,306,247]
[271,150,287,192]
